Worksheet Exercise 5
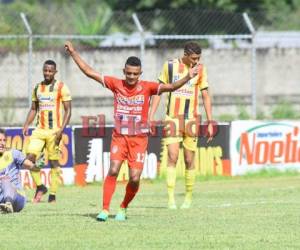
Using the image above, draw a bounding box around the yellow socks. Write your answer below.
[30,170,42,186]
[50,167,61,195]
[181,169,196,209]
[166,167,177,208]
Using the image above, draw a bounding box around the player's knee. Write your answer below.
[168,152,178,165]
[49,160,59,168]
[129,176,140,185]
[12,195,26,212]
[184,158,194,169]
[108,167,119,177]
[108,170,118,177]
[108,161,122,176]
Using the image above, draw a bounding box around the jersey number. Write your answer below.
[136,153,145,163]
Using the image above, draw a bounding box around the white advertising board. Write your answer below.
[230,120,300,175]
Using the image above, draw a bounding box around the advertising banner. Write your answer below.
[5,127,74,187]
[73,126,161,185]
[159,123,231,177]
[73,123,231,184]
[230,120,300,175]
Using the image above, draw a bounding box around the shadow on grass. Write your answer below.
[82,213,116,219]
[26,200,48,204]
[131,205,166,209]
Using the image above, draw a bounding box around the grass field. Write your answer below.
[1,174,300,250]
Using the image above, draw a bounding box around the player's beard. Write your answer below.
[44,77,54,84]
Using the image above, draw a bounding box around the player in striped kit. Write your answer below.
[150,42,214,209]
[23,60,72,203]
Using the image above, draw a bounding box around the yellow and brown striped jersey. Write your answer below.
[158,58,208,119]
[32,80,72,130]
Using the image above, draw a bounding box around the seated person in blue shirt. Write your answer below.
[0,128,42,213]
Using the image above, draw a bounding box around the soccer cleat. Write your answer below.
[180,200,192,209]
[48,194,56,203]
[96,210,109,222]
[168,202,177,210]
[32,184,48,203]
[115,208,127,221]
[0,202,14,213]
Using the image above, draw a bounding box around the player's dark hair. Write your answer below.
[125,56,141,67]
[0,128,6,136]
[44,59,56,69]
[184,41,202,55]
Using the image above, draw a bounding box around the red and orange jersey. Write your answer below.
[158,58,208,119]
[103,76,160,135]
[32,80,72,130]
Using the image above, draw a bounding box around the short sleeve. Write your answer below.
[61,84,72,101]
[147,81,160,96]
[12,150,26,169]
[103,76,120,92]
[198,65,209,90]
[158,61,169,84]
[31,84,39,102]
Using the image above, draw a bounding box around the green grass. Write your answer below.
[1,175,300,250]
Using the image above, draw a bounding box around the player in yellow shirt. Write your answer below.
[23,60,72,203]
[150,42,214,209]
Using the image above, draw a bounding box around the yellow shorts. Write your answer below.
[27,128,60,160]
[162,116,198,151]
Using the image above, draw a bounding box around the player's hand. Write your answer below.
[64,41,75,54]
[207,122,214,143]
[148,119,157,136]
[188,63,201,79]
[22,125,29,136]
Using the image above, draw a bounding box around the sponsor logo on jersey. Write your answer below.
[116,94,144,105]
[173,88,193,96]
[38,95,54,102]
[39,103,55,110]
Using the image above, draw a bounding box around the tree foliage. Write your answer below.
[0,0,299,37]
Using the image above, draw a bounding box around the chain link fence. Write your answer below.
[0,8,300,126]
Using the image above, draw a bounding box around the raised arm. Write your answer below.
[157,64,199,95]
[64,41,103,85]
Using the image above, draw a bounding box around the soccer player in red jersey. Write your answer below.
[64,41,200,221]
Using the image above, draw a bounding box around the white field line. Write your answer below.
[203,186,298,194]
[204,200,300,208]
[200,186,299,208]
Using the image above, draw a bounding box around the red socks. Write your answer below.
[102,176,140,210]
[121,182,139,209]
[102,175,117,211]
